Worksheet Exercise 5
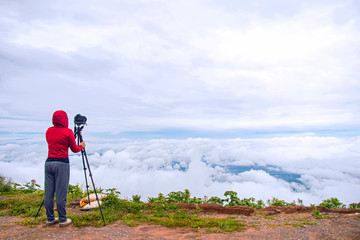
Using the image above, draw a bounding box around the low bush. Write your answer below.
[1,178,358,232]
[349,202,360,209]
[319,198,346,209]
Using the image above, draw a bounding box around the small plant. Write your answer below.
[68,184,84,200]
[349,202,360,209]
[69,211,104,227]
[17,216,46,227]
[105,188,121,196]
[166,189,191,203]
[311,205,331,219]
[267,197,295,207]
[224,191,241,206]
[294,219,317,227]
[123,214,141,227]
[102,190,121,210]
[132,195,142,203]
[255,200,266,209]
[19,180,41,193]
[319,198,346,209]
[296,219,317,225]
[102,190,146,215]
[188,197,202,204]
[148,189,202,205]
[148,193,166,204]
[0,194,43,218]
[263,214,275,220]
[238,197,265,209]
[0,175,16,193]
[207,196,226,206]
[153,209,166,217]
[173,210,188,219]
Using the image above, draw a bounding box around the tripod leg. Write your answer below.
[75,128,106,226]
[78,135,91,205]
[35,199,44,219]
[83,148,106,226]
[81,149,91,205]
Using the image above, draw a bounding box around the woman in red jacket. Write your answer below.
[45,110,85,227]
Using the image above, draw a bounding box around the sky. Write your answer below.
[0,1,360,205]
[0,0,359,137]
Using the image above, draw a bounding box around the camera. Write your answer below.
[74,114,87,126]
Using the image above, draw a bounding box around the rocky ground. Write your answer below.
[1,205,359,240]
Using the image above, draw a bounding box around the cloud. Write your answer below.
[0,0,359,135]
[1,136,359,205]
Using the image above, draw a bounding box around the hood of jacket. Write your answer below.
[52,110,69,128]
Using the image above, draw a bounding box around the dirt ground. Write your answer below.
[1,206,360,240]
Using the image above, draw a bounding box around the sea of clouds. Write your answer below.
[1,136,359,206]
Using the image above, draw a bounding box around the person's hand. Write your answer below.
[80,141,86,148]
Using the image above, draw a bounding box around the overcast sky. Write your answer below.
[1,0,359,138]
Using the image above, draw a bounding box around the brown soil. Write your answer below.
[1,204,360,240]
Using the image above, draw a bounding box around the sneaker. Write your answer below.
[59,218,72,227]
[46,218,59,226]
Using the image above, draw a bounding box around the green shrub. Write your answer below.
[1,180,357,232]
[148,193,166,204]
[311,205,331,219]
[102,190,146,214]
[148,189,201,205]
[69,211,104,227]
[224,191,241,206]
[207,197,226,206]
[68,184,85,200]
[0,194,43,217]
[132,195,142,203]
[267,197,295,207]
[173,210,188,219]
[319,198,346,209]
[166,189,191,203]
[349,202,360,209]
[238,197,265,209]
[188,197,203,204]
[0,175,15,193]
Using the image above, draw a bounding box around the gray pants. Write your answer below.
[44,161,70,223]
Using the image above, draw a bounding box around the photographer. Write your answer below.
[44,110,85,227]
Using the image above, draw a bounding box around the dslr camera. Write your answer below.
[74,114,87,126]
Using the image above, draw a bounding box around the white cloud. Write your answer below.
[1,136,359,206]
[1,0,359,135]
[11,22,113,52]
[192,12,358,64]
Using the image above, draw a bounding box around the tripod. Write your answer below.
[35,124,106,226]
[74,124,106,226]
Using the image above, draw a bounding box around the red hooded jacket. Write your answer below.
[46,110,82,162]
